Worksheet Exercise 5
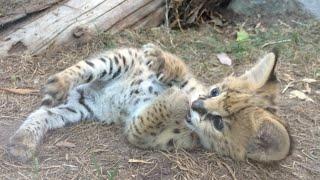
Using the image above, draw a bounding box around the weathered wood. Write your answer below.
[131,7,166,29]
[109,1,165,33]
[0,0,64,29]
[0,0,165,57]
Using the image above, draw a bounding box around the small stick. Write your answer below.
[301,149,317,161]
[165,0,170,29]
[262,39,292,48]
[291,20,307,26]
[281,81,296,94]
[278,19,291,29]
[221,161,237,180]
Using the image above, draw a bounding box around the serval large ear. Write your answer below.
[227,49,279,92]
[241,49,278,91]
[245,109,291,162]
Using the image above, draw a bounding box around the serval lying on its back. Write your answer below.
[7,44,291,163]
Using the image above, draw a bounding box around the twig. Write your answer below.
[17,172,29,180]
[278,19,291,29]
[281,81,296,94]
[261,39,292,48]
[301,149,317,161]
[175,8,184,33]
[0,87,39,95]
[144,162,158,176]
[2,161,60,170]
[279,163,294,170]
[295,161,320,174]
[165,0,170,29]
[221,161,237,180]
[128,159,153,164]
[291,20,308,26]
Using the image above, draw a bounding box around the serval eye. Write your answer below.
[210,87,220,97]
[207,114,224,130]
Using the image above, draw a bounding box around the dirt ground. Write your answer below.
[1,8,320,180]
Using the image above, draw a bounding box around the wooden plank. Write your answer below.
[109,0,165,33]
[0,0,165,57]
[0,0,64,29]
[131,7,166,29]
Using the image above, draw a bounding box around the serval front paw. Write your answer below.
[7,130,37,163]
[163,87,189,118]
[142,43,173,83]
[41,74,71,107]
[143,43,165,71]
[143,43,188,84]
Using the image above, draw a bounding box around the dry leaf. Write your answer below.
[302,78,317,83]
[255,22,261,29]
[55,140,76,148]
[303,83,311,94]
[289,90,314,102]
[216,53,232,66]
[0,87,39,95]
[128,159,153,164]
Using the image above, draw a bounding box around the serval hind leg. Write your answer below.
[7,88,96,162]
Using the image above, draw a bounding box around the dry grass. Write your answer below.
[0,17,320,179]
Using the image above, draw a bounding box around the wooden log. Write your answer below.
[0,0,64,29]
[131,7,166,30]
[0,0,165,57]
[109,1,165,33]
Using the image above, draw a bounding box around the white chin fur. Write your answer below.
[190,110,200,125]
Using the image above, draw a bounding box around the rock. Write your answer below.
[227,0,299,16]
[298,0,320,20]
[227,0,320,20]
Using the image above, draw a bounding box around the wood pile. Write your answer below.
[168,0,230,28]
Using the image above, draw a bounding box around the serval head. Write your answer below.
[187,50,291,162]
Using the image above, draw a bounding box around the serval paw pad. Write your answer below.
[41,74,71,107]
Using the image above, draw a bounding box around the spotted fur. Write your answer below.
[7,44,290,163]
